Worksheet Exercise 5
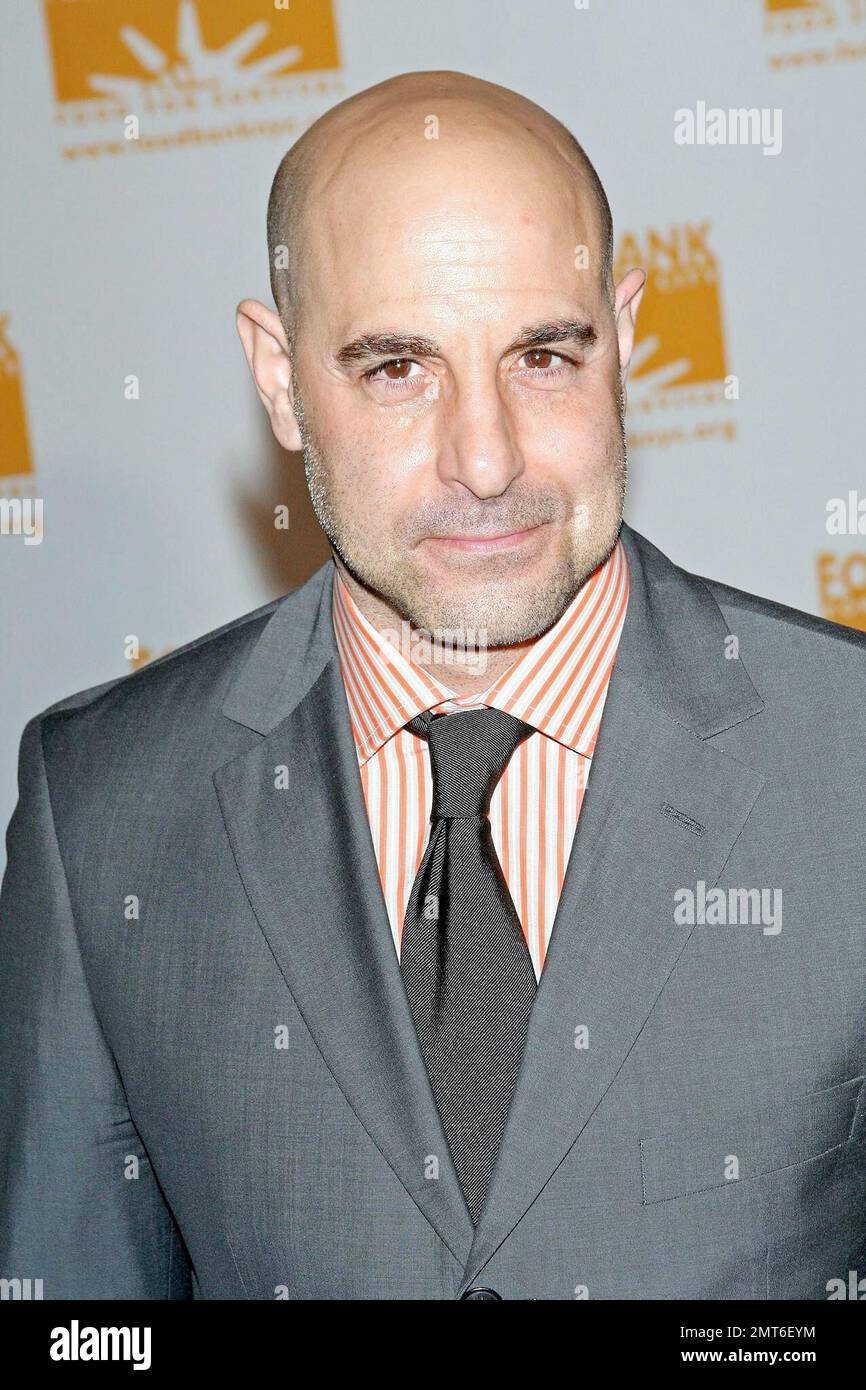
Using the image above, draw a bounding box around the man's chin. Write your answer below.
[396,565,580,648]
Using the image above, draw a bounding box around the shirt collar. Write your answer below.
[332,537,629,764]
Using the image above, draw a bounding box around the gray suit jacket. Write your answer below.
[2,524,865,1300]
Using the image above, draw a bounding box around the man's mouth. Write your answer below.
[423,523,547,554]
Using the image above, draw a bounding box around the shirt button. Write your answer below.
[461,1287,502,1300]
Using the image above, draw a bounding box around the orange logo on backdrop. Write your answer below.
[44,0,337,101]
[43,0,343,157]
[816,553,866,632]
[0,316,34,480]
[763,0,866,65]
[615,222,728,394]
[613,222,736,450]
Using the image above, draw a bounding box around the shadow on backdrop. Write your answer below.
[236,427,331,598]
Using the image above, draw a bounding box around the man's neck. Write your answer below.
[333,556,537,698]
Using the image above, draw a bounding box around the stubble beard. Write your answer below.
[292,376,627,649]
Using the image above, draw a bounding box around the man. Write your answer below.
[1,70,864,1301]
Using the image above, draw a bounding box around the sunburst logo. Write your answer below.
[615,222,737,450]
[0,315,34,483]
[43,0,343,159]
[616,222,729,398]
[816,552,866,631]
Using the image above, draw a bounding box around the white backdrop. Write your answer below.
[2,0,865,857]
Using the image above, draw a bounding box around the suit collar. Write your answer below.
[615,523,764,736]
[220,558,337,736]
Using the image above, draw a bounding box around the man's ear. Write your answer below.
[613,267,647,387]
[235,299,303,452]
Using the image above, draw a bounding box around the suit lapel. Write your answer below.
[458,525,767,1291]
[215,564,474,1264]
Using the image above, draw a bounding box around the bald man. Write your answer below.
[1,72,865,1303]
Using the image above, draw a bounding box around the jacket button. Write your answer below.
[461,1287,502,1300]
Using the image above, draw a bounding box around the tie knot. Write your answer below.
[407,707,534,820]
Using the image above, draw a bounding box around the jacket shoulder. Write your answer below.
[29,594,284,737]
[622,525,865,739]
[625,522,866,664]
[694,569,866,731]
[699,571,866,657]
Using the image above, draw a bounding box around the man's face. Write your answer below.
[289,119,632,646]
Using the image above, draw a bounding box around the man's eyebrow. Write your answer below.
[335,333,440,366]
[334,318,597,368]
[505,318,597,354]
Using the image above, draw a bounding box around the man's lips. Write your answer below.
[422,523,547,553]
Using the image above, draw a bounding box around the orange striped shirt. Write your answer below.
[331,539,629,979]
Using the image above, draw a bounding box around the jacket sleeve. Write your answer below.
[0,714,192,1299]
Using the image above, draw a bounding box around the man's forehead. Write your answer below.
[330,285,600,331]
[311,174,597,280]
[311,211,600,329]
[312,155,596,293]
[306,191,604,347]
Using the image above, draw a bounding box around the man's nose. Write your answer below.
[438,377,524,499]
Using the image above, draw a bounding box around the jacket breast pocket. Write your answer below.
[640,1074,865,1205]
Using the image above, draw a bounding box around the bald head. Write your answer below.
[267,70,613,348]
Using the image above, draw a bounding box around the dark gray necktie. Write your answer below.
[401,706,537,1224]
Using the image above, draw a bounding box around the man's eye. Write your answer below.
[518,349,570,372]
[363,358,423,387]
